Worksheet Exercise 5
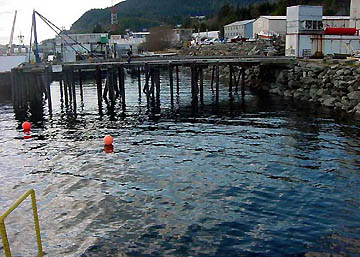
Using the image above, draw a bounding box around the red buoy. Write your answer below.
[22,121,31,131]
[103,135,114,146]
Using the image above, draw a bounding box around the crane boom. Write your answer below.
[7,10,17,55]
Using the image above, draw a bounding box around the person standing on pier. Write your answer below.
[127,46,133,63]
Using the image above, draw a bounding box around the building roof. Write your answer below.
[224,19,255,27]
[323,16,350,20]
[259,16,286,20]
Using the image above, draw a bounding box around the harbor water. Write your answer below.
[0,71,360,256]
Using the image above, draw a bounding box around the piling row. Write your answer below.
[11,57,286,116]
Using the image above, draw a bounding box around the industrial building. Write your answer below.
[286,1,360,58]
[110,33,149,57]
[253,16,287,39]
[350,0,360,28]
[224,19,255,39]
[55,33,109,62]
[193,31,220,40]
[323,16,350,28]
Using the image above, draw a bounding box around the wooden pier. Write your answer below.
[11,56,294,116]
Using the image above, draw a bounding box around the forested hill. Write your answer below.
[70,0,271,33]
[70,0,350,34]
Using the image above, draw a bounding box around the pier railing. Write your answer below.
[0,189,43,257]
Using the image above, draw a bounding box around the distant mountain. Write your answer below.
[70,0,351,33]
[70,0,270,33]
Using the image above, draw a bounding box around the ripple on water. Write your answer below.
[0,77,360,256]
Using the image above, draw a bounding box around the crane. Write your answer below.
[7,10,17,55]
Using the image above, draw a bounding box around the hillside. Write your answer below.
[70,0,270,33]
[70,0,351,33]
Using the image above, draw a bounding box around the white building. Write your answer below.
[193,31,219,40]
[286,5,323,57]
[224,19,255,39]
[110,33,149,56]
[323,16,350,28]
[350,0,360,28]
[55,33,109,62]
[253,16,287,38]
[286,4,360,58]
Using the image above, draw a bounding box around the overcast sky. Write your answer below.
[0,0,123,45]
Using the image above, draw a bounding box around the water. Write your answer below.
[0,70,360,257]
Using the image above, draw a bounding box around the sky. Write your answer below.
[0,0,123,45]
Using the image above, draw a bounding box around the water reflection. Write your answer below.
[1,71,360,256]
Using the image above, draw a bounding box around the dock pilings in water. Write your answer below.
[10,57,294,117]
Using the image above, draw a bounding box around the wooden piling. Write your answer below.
[235,68,241,93]
[71,69,76,112]
[169,64,174,107]
[67,70,73,103]
[199,67,204,105]
[191,65,198,109]
[155,69,161,108]
[63,71,69,106]
[59,78,64,102]
[108,68,115,103]
[229,65,233,98]
[211,65,215,93]
[241,68,245,97]
[144,64,150,110]
[150,68,155,107]
[216,63,219,104]
[45,69,52,115]
[79,69,84,101]
[95,66,102,108]
[138,67,141,99]
[176,65,179,95]
[119,66,126,111]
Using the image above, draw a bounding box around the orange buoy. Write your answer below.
[103,135,114,146]
[22,121,31,131]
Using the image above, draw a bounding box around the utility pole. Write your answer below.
[111,0,118,32]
